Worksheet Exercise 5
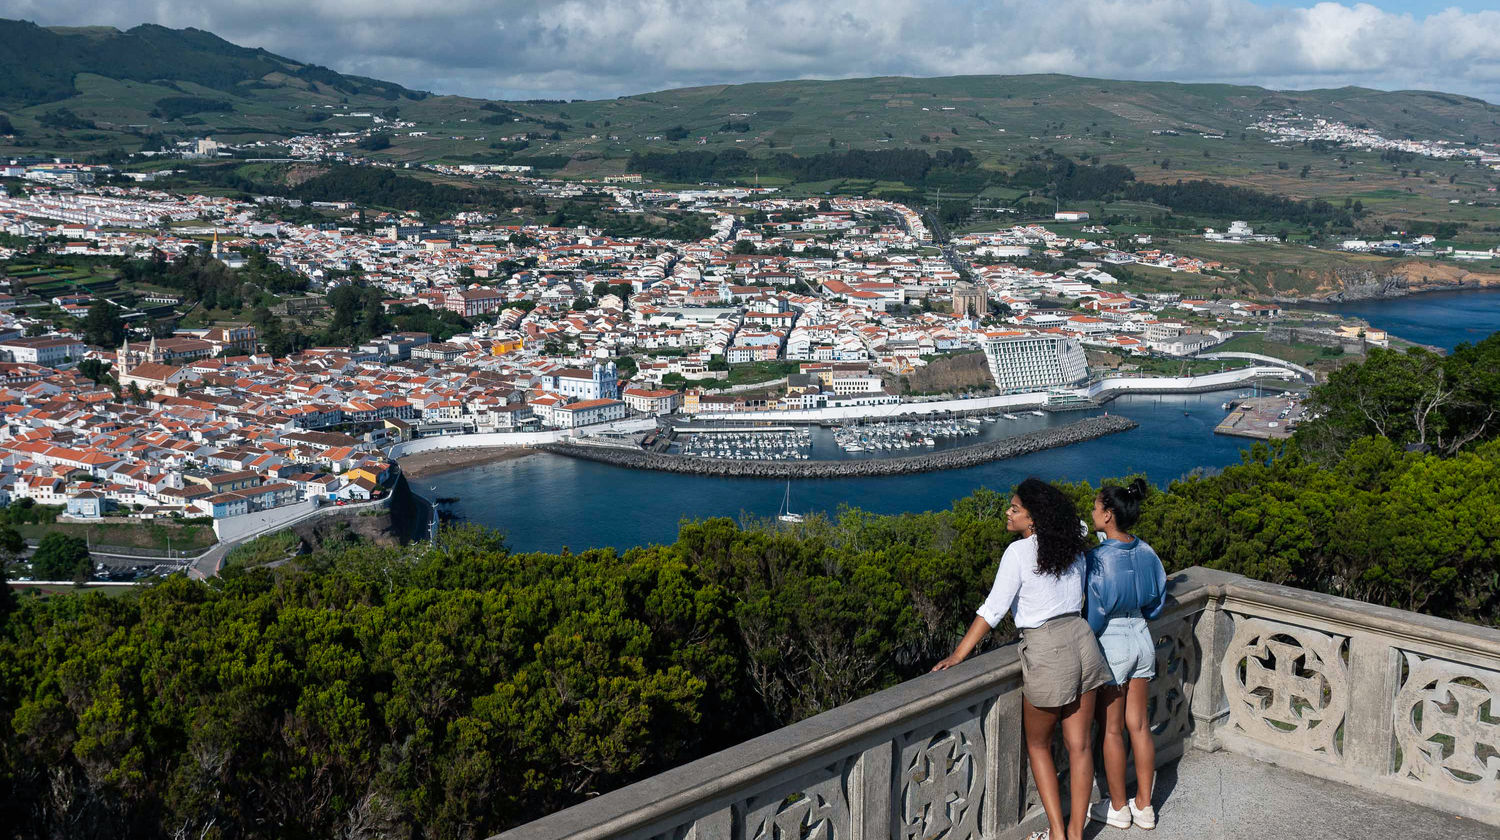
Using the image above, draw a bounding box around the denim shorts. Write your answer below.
[1098,612,1156,686]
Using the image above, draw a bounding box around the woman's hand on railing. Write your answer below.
[930,652,967,672]
[932,615,993,671]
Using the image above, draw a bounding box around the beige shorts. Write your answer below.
[1018,614,1112,708]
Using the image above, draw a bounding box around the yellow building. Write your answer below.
[490,338,525,356]
[344,465,388,486]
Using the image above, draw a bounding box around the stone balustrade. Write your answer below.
[491,567,1500,840]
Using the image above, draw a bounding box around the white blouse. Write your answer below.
[976,534,1086,630]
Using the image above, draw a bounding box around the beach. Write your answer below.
[397,446,537,479]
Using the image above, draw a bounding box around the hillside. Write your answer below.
[3,20,1500,226]
[0,20,418,106]
[0,19,445,150]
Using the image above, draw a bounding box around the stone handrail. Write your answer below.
[492,566,1500,839]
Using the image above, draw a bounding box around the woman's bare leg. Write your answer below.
[1023,697,1065,838]
[1060,689,1097,840]
[1124,677,1155,807]
[1095,683,1128,809]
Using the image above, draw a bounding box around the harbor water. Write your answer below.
[431,289,1500,553]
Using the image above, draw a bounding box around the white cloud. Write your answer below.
[4,0,1500,102]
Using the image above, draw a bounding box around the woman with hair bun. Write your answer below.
[933,477,1111,840]
[1084,477,1167,832]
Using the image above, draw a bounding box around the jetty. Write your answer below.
[539,415,1137,478]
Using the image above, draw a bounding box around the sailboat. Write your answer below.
[778,482,805,523]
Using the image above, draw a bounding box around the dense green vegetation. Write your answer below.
[548,198,713,241]
[1123,179,1348,228]
[1295,333,1500,458]
[175,165,526,220]
[4,335,1499,838]
[289,167,522,219]
[628,146,979,186]
[27,533,89,581]
[117,248,308,314]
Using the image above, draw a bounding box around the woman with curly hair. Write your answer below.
[933,477,1111,840]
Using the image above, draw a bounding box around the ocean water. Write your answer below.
[1313,288,1500,352]
[429,289,1500,554]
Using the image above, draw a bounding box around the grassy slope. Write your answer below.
[3,22,1498,227]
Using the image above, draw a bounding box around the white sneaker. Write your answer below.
[1089,799,1132,829]
[1129,797,1156,830]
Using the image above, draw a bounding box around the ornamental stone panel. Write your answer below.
[1220,615,1349,759]
[1149,616,1199,747]
[739,759,854,840]
[1392,651,1499,798]
[895,707,985,840]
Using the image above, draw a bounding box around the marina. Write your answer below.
[540,415,1138,479]
[832,418,982,452]
[674,428,813,460]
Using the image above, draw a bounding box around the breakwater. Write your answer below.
[538,415,1137,478]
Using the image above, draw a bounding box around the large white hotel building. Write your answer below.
[981,332,1089,393]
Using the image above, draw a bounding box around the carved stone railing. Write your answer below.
[1213,575,1500,825]
[491,568,1500,840]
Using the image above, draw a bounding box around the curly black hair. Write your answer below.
[1015,477,1089,578]
[1098,477,1150,530]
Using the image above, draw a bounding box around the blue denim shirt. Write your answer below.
[1085,537,1167,635]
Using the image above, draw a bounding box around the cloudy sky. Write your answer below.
[4,0,1500,103]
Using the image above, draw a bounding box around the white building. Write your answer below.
[0,336,87,366]
[553,398,628,428]
[981,332,1088,393]
[830,372,885,395]
[542,363,620,401]
[622,387,681,415]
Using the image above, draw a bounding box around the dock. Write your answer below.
[1214,395,1305,440]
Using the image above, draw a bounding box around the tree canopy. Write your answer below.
[28,532,89,581]
[1295,333,1500,458]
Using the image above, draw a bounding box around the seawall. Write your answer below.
[538,414,1137,478]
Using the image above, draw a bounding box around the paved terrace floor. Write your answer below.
[1091,749,1491,840]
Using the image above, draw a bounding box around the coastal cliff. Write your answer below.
[1273,261,1500,303]
[539,415,1137,478]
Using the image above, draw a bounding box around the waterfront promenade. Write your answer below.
[686,367,1299,423]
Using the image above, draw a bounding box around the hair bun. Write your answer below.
[1128,478,1148,500]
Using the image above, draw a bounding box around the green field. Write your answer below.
[1213,332,1339,366]
[1117,355,1253,377]
[19,521,217,553]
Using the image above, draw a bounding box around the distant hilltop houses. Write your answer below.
[1250,114,1497,163]
[1204,221,1277,244]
